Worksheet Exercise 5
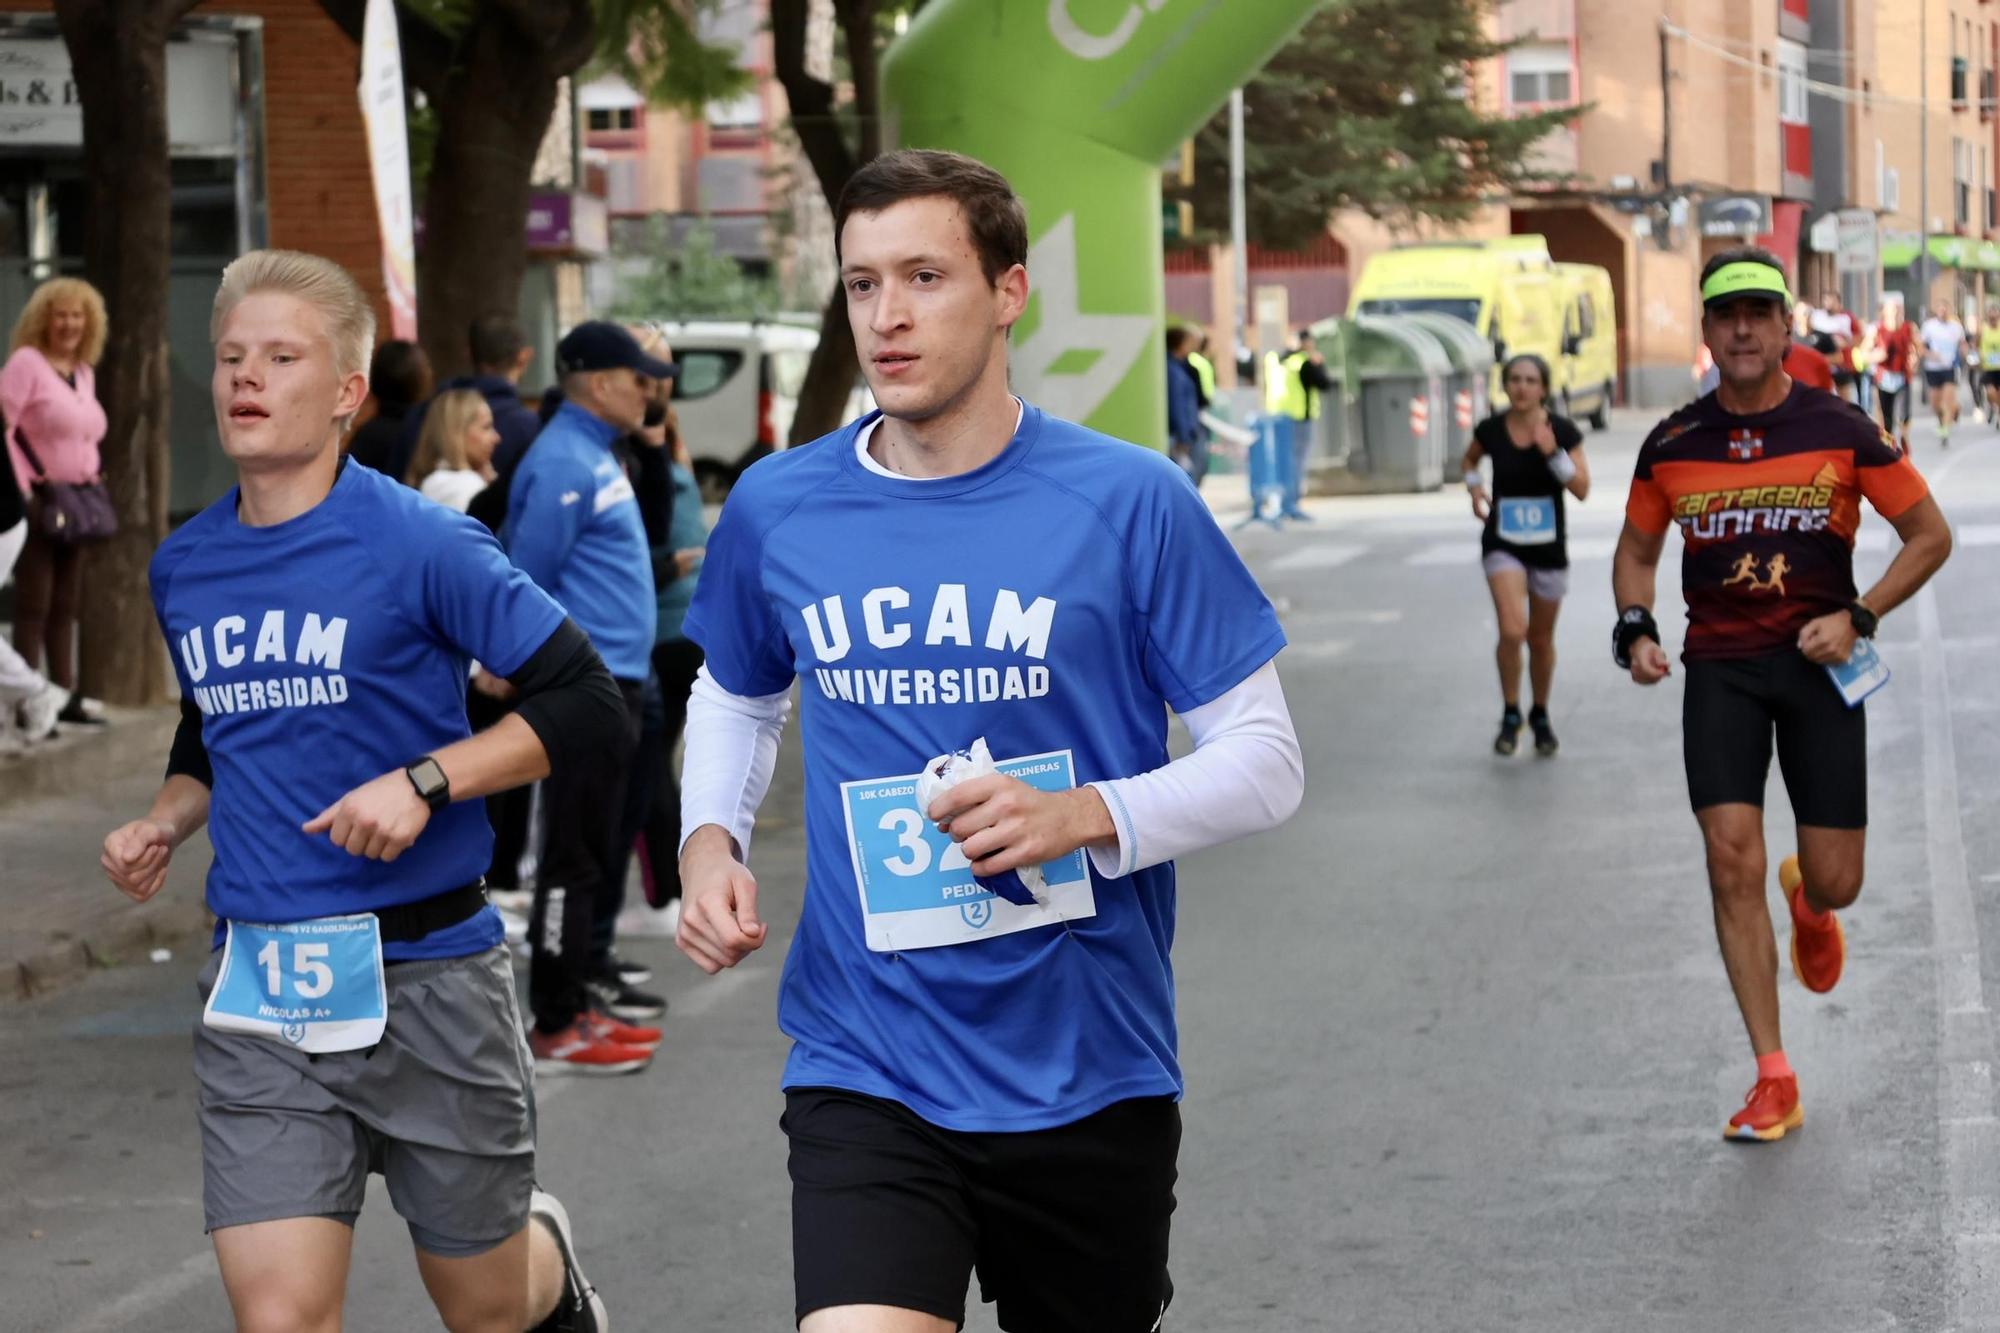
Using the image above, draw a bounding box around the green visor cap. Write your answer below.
[1701,261,1792,308]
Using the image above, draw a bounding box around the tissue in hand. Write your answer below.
[916,738,1048,907]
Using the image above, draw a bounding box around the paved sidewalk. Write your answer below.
[0,707,212,999]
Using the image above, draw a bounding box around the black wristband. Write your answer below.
[1612,606,1661,669]
[1847,600,1879,639]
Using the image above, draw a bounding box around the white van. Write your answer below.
[650,320,869,499]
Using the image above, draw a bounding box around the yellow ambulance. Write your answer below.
[1553,262,1617,431]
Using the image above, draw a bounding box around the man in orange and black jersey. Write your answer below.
[1610,246,1953,1144]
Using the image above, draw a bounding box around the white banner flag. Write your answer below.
[359,0,417,340]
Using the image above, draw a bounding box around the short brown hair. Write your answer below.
[836,149,1028,286]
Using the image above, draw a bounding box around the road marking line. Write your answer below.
[1405,542,1466,567]
[1955,523,2000,546]
[1283,639,1351,661]
[1267,543,1369,572]
[1919,584,2000,1325]
[54,1248,216,1333]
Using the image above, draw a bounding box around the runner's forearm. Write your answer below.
[679,666,791,861]
[1611,530,1664,615]
[146,775,212,848]
[1085,661,1302,878]
[1862,500,1953,618]
[430,713,561,802]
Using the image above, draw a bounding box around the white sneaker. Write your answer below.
[19,683,67,742]
[0,707,21,755]
[529,1189,608,1331]
[488,886,533,915]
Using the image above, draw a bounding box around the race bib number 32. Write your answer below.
[202,914,388,1053]
[840,749,1095,952]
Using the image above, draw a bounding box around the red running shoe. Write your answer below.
[528,1020,653,1075]
[1782,855,1846,994]
[1726,1075,1803,1142]
[585,1008,662,1049]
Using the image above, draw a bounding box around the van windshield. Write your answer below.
[1357,297,1483,326]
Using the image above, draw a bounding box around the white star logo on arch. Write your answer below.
[1011,214,1154,427]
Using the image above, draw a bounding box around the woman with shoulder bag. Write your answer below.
[2,276,112,724]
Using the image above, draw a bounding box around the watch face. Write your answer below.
[411,758,447,796]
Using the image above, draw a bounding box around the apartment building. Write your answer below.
[581,0,834,313]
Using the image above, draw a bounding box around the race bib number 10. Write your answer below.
[202,914,388,1053]
[840,749,1095,952]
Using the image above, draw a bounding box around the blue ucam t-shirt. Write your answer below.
[150,462,566,961]
[683,403,1287,1132]
[504,401,655,681]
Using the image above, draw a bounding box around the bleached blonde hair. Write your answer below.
[211,250,376,384]
[11,276,108,365]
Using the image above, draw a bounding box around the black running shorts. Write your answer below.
[784,1087,1179,1332]
[1682,649,1867,828]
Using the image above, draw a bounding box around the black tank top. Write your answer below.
[1477,412,1583,569]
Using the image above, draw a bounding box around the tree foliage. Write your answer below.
[607,216,781,320]
[1189,0,1579,251]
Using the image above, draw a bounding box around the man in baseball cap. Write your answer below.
[504,319,675,1071]
[555,320,680,382]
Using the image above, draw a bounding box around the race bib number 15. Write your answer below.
[203,914,388,1053]
[840,749,1095,952]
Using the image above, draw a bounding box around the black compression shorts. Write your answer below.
[1682,649,1867,828]
[785,1087,1179,1332]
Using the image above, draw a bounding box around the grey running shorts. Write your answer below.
[194,944,536,1257]
[1481,549,1570,602]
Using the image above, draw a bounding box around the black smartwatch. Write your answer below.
[405,756,450,811]
[1847,600,1879,639]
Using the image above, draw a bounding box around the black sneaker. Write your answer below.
[528,1189,606,1332]
[56,696,108,726]
[1493,707,1523,756]
[1529,707,1559,757]
[606,949,652,985]
[585,968,667,1021]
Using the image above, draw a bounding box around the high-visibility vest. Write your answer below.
[1279,350,1317,421]
[1187,350,1217,401]
[1263,351,1289,414]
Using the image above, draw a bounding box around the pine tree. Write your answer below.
[1187,0,1579,251]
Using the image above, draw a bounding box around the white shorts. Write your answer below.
[1482,550,1569,602]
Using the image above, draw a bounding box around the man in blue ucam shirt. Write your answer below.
[506,320,674,1045]
[677,151,1305,1333]
[100,251,631,1331]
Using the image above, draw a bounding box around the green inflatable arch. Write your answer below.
[883,0,1320,449]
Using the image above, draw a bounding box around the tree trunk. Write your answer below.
[317,1,595,382]
[773,0,878,445]
[414,16,560,381]
[55,0,199,706]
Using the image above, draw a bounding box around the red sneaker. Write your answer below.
[528,1019,653,1075]
[1782,855,1845,994]
[1726,1075,1803,1142]
[585,1008,662,1049]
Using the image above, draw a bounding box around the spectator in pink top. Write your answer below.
[3,276,109,719]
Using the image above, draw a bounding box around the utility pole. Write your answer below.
[1230,85,1250,397]
[1919,0,1930,308]
[1658,17,1672,193]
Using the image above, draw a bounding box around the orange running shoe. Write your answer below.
[1782,854,1846,994]
[1726,1075,1803,1142]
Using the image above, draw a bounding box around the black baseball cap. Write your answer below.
[554,320,678,380]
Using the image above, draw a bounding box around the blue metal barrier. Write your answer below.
[1237,415,1288,531]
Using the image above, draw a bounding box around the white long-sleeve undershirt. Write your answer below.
[677,659,1303,876]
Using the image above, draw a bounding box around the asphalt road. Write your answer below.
[9,404,2000,1331]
